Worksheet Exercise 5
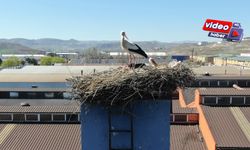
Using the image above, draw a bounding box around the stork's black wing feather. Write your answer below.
[128,44,148,58]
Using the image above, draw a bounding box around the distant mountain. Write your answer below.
[0,38,119,52]
[0,38,184,52]
[0,38,249,55]
[167,39,250,55]
[0,42,44,54]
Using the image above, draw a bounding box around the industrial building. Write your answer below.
[0,66,81,150]
[0,65,250,149]
[174,73,250,150]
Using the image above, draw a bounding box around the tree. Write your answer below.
[0,58,2,65]
[40,56,65,65]
[40,56,53,65]
[52,57,65,63]
[46,52,58,57]
[21,60,26,66]
[1,56,21,68]
[25,57,38,65]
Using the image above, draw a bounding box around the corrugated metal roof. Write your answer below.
[230,107,250,142]
[1,66,250,82]
[201,106,250,148]
[0,106,80,113]
[170,125,207,150]
[0,99,79,106]
[197,75,250,80]
[241,107,250,122]
[0,124,81,150]
[192,66,250,75]
[199,88,250,96]
[0,65,117,75]
[172,100,197,114]
[0,74,71,82]
[0,87,69,92]
[0,66,118,82]
[182,88,196,104]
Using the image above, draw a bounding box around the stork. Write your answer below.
[120,31,158,67]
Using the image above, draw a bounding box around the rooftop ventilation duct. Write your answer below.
[20,102,30,107]
[233,84,244,90]
[204,72,210,76]
[31,85,38,88]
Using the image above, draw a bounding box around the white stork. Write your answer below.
[120,31,158,67]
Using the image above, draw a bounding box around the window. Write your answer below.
[0,114,12,121]
[218,97,230,105]
[228,80,237,87]
[237,80,247,87]
[13,114,25,121]
[187,114,198,123]
[174,115,187,122]
[246,81,250,87]
[170,114,174,122]
[27,92,37,99]
[53,114,65,121]
[44,93,54,98]
[231,97,244,105]
[40,114,52,122]
[245,97,250,105]
[10,92,19,98]
[26,114,38,121]
[219,81,228,87]
[210,80,218,87]
[66,114,79,122]
[63,92,72,99]
[203,97,217,105]
[200,81,209,87]
[54,92,63,99]
[191,81,199,87]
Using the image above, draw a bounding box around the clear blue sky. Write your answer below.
[0,0,249,42]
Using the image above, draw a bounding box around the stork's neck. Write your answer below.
[121,36,125,48]
[121,35,125,41]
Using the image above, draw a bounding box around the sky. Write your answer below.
[0,0,249,42]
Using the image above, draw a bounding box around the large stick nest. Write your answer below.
[68,64,195,106]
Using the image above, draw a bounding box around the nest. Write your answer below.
[68,64,195,106]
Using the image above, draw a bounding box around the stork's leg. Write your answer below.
[127,54,130,64]
[128,54,132,65]
[132,55,136,68]
[131,54,136,64]
[133,54,137,64]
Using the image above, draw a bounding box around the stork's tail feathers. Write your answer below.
[149,57,158,67]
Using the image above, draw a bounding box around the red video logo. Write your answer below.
[203,19,233,34]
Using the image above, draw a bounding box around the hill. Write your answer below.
[166,40,250,55]
[0,38,177,52]
[0,38,249,55]
[0,42,44,54]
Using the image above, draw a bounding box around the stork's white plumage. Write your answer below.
[120,31,157,67]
